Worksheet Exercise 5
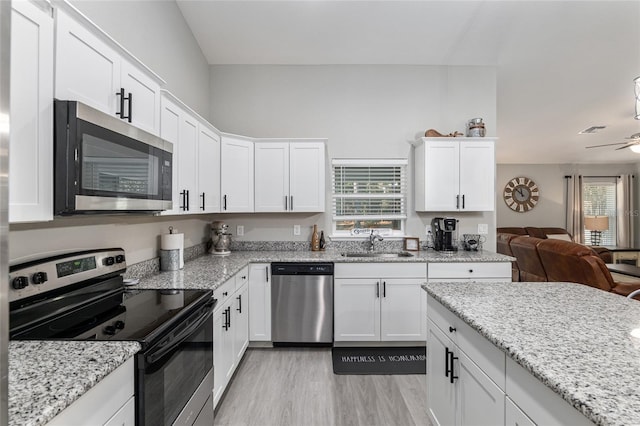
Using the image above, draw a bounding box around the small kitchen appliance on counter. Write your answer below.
[209,221,231,255]
[9,249,215,426]
[431,217,458,251]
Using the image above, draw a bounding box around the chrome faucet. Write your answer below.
[368,230,384,251]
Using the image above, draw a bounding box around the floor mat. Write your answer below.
[332,346,426,375]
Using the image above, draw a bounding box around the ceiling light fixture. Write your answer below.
[578,126,606,134]
[630,144,640,153]
[635,76,640,119]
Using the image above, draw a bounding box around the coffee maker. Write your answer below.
[431,217,458,251]
[209,221,232,255]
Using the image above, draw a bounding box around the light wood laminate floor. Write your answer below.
[214,348,428,426]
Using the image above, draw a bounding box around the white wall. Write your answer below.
[497,163,638,243]
[209,65,498,250]
[70,0,210,117]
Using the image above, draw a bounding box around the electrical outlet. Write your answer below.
[293,225,301,236]
[236,225,244,236]
[478,224,489,235]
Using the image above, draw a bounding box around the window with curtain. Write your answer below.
[582,177,617,245]
[331,159,407,237]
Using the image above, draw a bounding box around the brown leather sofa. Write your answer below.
[536,239,640,298]
[509,236,547,282]
[496,233,520,281]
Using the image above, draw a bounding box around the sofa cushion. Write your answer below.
[524,227,546,239]
[496,227,527,235]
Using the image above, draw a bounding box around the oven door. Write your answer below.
[137,300,213,426]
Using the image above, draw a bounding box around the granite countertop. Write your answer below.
[9,340,141,426]
[132,249,513,290]
[423,281,640,426]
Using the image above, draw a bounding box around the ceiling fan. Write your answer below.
[585,133,640,151]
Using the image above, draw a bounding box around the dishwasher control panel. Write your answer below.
[271,262,334,275]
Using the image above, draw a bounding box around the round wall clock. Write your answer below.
[503,177,539,213]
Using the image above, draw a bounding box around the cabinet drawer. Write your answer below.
[213,278,235,309]
[335,262,426,279]
[427,295,505,390]
[235,266,249,289]
[428,262,511,279]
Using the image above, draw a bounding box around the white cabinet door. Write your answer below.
[457,349,505,426]
[55,9,119,115]
[380,279,427,341]
[334,279,380,341]
[233,283,249,363]
[10,0,53,223]
[459,141,495,212]
[248,263,271,341]
[424,141,459,211]
[120,60,161,135]
[159,95,181,215]
[221,136,254,212]
[426,321,456,426]
[289,142,325,212]
[505,397,536,426]
[104,397,135,426]
[254,143,289,212]
[213,302,234,408]
[178,113,198,213]
[198,125,220,213]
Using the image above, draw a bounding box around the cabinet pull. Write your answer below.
[376,281,380,298]
[127,92,133,123]
[201,192,206,210]
[186,190,190,211]
[290,195,293,211]
[226,306,231,328]
[383,281,386,297]
[445,347,450,378]
[115,88,132,122]
[265,266,269,282]
[222,291,228,297]
[449,326,456,333]
[180,190,187,211]
[449,350,458,383]
[285,196,288,211]
[223,194,227,211]
[462,194,465,209]
[236,294,242,313]
[456,194,460,209]
[468,269,473,273]
[222,309,229,331]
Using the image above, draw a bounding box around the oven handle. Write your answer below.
[146,302,213,365]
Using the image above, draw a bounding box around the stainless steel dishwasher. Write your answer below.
[271,262,334,345]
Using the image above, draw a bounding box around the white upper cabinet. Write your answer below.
[221,135,254,213]
[10,0,54,223]
[414,137,495,212]
[254,140,325,213]
[160,91,221,215]
[54,4,164,135]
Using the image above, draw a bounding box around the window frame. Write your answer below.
[582,177,617,246]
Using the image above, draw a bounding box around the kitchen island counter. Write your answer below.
[8,340,140,426]
[132,249,513,290]
[423,281,640,426]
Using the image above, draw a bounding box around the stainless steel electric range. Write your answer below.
[9,248,215,426]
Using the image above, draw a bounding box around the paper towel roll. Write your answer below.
[161,232,184,268]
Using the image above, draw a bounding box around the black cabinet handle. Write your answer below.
[222,309,229,330]
[468,269,473,273]
[115,88,132,122]
[226,306,231,328]
[201,192,206,211]
[180,190,187,211]
[223,291,228,297]
[449,326,456,333]
[186,190,190,211]
[462,194,465,209]
[456,195,460,209]
[449,350,458,383]
[236,294,242,313]
[383,281,386,297]
[445,347,450,378]
[376,281,380,298]
[290,195,293,211]
[127,92,132,123]
[285,196,288,211]
[223,195,227,211]
[265,266,269,282]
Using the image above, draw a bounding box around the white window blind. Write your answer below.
[331,159,407,235]
[582,178,617,245]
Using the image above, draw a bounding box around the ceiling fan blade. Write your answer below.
[615,142,638,150]
[585,142,629,149]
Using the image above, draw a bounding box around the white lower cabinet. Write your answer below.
[248,263,271,341]
[334,263,426,342]
[427,294,592,426]
[427,262,511,283]
[47,357,135,426]
[213,267,249,409]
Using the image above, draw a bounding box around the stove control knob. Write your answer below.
[103,325,116,335]
[115,255,125,264]
[103,257,115,266]
[114,320,125,330]
[12,276,28,290]
[32,272,48,285]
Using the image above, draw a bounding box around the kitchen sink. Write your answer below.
[340,251,415,258]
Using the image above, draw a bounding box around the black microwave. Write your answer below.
[54,100,172,214]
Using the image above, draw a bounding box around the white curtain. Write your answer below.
[565,175,584,243]
[616,174,635,248]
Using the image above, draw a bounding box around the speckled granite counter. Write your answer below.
[423,281,640,426]
[131,249,513,290]
[9,340,140,426]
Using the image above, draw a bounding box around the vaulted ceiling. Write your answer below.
[176,0,640,164]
